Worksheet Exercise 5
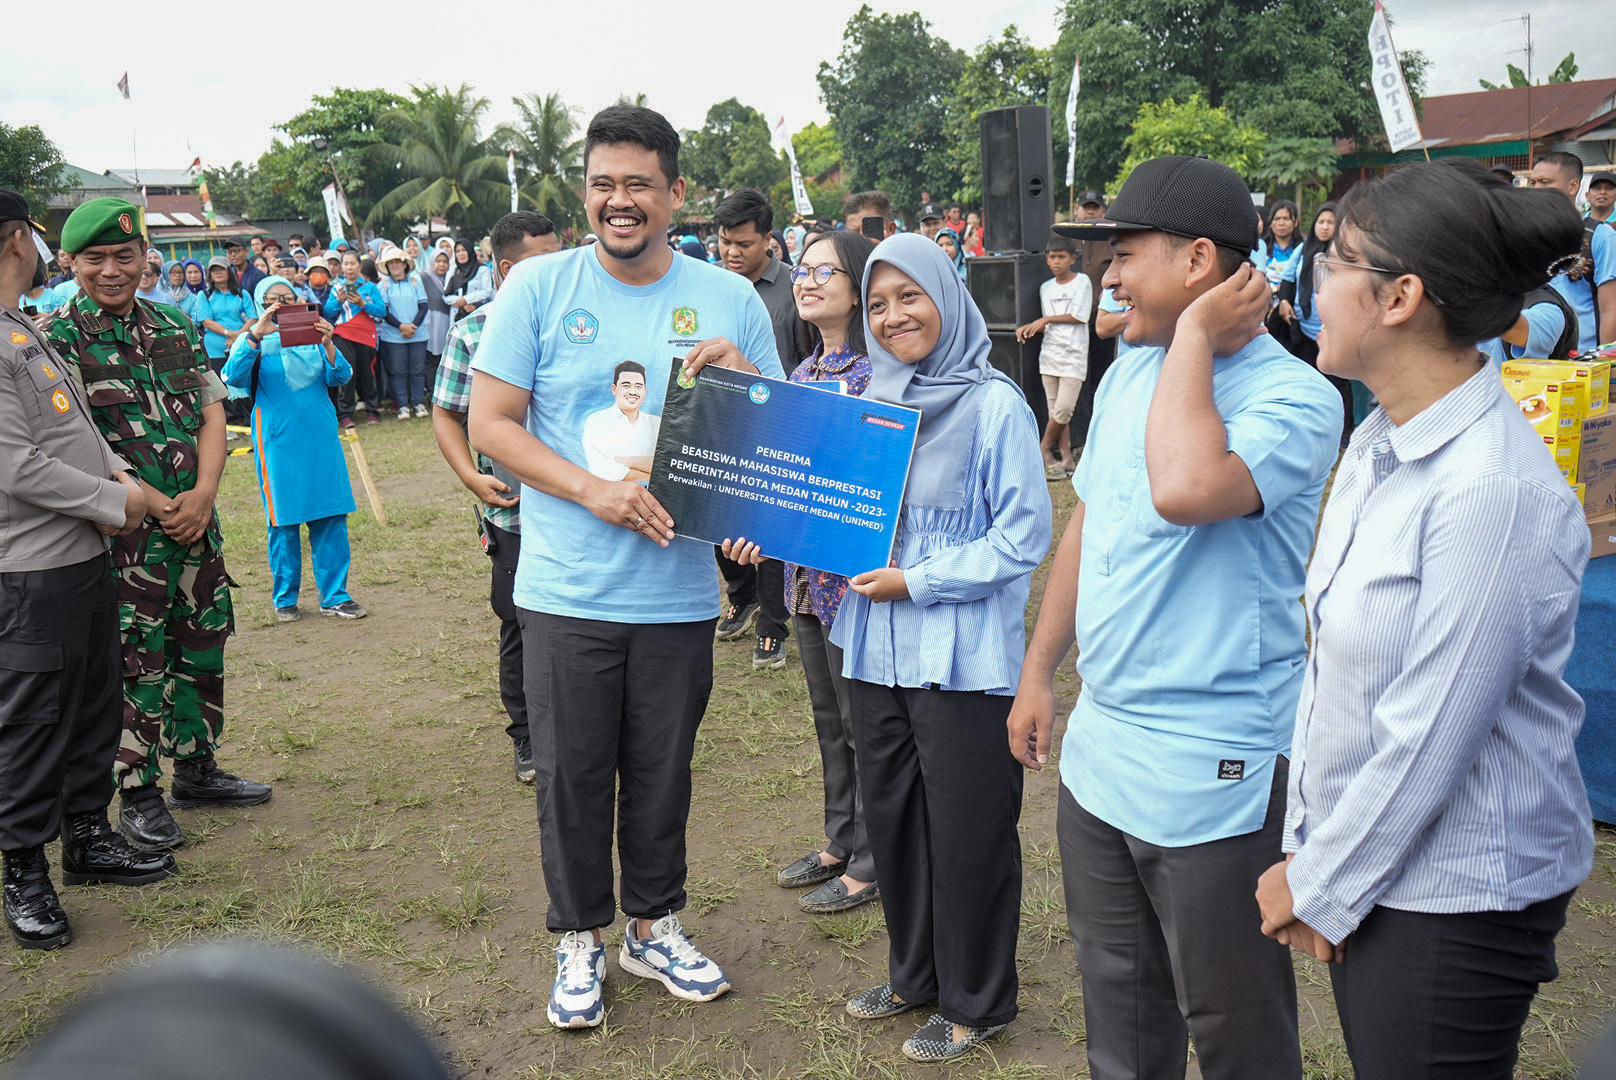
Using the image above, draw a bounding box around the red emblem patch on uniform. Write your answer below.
[119,213,133,234]
[51,389,70,414]
[9,331,27,345]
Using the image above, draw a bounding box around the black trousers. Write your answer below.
[518,609,715,932]
[713,548,789,640]
[1332,892,1573,1080]
[851,681,1023,1028]
[1292,334,1356,444]
[794,615,873,881]
[0,556,121,851]
[485,522,526,745]
[331,337,380,420]
[1058,763,1301,1080]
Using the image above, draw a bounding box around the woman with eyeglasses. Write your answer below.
[1255,161,1592,1080]
[739,233,1051,1061]
[742,231,883,918]
[221,276,364,623]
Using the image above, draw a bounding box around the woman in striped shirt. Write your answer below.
[1256,160,1593,1080]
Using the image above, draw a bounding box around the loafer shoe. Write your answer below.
[800,877,880,914]
[776,851,845,889]
[846,981,929,1021]
[902,1013,1007,1062]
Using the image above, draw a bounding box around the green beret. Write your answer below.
[61,197,143,254]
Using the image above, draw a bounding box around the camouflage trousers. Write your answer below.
[113,550,235,790]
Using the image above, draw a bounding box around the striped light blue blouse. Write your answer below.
[1285,365,1594,946]
[831,379,1052,695]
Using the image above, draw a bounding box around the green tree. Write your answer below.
[1255,136,1340,215]
[1114,94,1266,189]
[1055,0,1429,188]
[0,123,69,216]
[682,99,788,214]
[277,88,408,227]
[497,92,584,230]
[366,85,508,235]
[791,122,841,179]
[1480,51,1578,89]
[941,27,1052,206]
[817,5,965,216]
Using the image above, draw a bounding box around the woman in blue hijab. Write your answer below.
[934,227,967,279]
[834,233,1051,1062]
[220,276,365,622]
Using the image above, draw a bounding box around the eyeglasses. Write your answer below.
[1314,253,1446,307]
[789,263,851,286]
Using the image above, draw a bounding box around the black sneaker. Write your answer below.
[514,736,535,784]
[118,788,184,852]
[275,606,301,623]
[320,600,368,620]
[167,756,273,809]
[752,635,786,669]
[715,602,758,642]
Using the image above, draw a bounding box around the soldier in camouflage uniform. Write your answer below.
[43,198,271,853]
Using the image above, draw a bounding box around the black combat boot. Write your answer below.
[119,785,184,852]
[3,847,71,950]
[167,753,272,809]
[60,811,176,886]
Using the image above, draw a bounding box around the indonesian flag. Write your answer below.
[116,72,130,100]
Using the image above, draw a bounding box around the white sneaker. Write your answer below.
[548,931,606,1029]
[397,407,410,421]
[618,914,730,1001]
[413,403,429,418]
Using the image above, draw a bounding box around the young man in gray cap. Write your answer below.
[0,189,175,950]
[1008,156,1342,1080]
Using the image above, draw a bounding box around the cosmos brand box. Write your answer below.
[1503,359,1609,417]
[1505,374,1585,466]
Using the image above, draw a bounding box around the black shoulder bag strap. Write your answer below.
[1523,285,1580,360]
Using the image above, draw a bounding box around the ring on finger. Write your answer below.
[634,515,644,528]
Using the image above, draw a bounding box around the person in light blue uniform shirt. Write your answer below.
[1530,152,1616,352]
[1095,286,1135,362]
[1012,156,1341,1080]
[821,234,1051,1063]
[375,249,430,417]
[1480,289,1575,365]
[194,256,256,364]
[468,106,781,1033]
[1256,158,1593,1080]
[220,277,362,621]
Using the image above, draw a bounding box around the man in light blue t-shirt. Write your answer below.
[1009,156,1341,1080]
[469,106,781,1031]
[1529,152,1616,353]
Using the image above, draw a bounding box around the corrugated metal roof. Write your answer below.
[1418,78,1616,146]
[105,168,198,188]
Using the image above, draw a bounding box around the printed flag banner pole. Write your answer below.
[508,150,519,213]
[117,71,140,188]
[775,117,816,219]
[1064,56,1081,206]
[1368,2,1428,158]
[322,183,346,246]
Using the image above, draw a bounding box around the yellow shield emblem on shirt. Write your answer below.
[51,389,70,414]
[10,331,28,345]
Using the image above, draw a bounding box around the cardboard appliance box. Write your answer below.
[1590,512,1616,561]
[1580,413,1616,519]
[1503,359,1609,417]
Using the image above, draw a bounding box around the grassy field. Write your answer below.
[3,418,1612,1078]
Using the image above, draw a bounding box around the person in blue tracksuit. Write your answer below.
[221,276,365,622]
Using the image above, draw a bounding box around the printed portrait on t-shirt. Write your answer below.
[582,360,662,483]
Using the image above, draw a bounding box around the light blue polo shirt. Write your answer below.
[1060,333,1342,847]
[472,245,782,624]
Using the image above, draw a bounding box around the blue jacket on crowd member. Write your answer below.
[376,270,429,345]
[321,276,386,329]
[195,266,257,360]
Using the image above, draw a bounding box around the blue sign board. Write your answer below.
[649,365,919,579]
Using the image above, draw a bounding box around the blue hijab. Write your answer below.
[863,232,1019,509]
[227,276,325,398]
[936,228,966,279]
[180,258,206,293]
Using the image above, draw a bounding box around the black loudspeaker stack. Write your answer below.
[969,105,1056,429]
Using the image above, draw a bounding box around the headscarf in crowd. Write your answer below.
[226,275,326,398]
[783,225,807,265]
[162,260,189,303]
[1295,201,1338,321]
[863,233,1018,509]
[446,239,481,297]
[936,227,967,280]
[679,238,709,261]
[770,229,789,265]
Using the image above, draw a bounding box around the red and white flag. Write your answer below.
[116,72,130,100]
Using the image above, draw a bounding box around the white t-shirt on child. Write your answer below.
[1038,273,1093,380]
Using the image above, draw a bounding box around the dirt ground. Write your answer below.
[3,418,1613,1079]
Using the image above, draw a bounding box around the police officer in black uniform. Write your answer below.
[0,188,174,950]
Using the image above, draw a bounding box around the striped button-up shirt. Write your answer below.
[1285,365,1594,946]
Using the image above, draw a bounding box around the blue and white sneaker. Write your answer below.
[547,931,606,1029]
[617,914,731,1002]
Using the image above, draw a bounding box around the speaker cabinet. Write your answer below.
[968,253,1052,331]
[980,106,1055,255]
[986,330,1048,431]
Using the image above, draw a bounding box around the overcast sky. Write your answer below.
[1,0,1601,179]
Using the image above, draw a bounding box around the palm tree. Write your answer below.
[496,93,584,230]
[366,85,508,234]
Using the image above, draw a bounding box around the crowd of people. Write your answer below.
[1,95,1611,1079]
